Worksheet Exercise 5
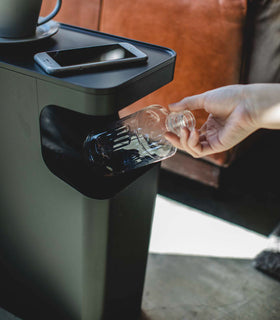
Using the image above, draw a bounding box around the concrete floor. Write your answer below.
[139,195,280,320]
[141,254,280,320]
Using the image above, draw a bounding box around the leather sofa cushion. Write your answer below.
[100,0,247,166]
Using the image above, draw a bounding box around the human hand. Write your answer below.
[165,84,280,158]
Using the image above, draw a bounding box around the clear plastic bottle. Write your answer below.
[84,105,195,175]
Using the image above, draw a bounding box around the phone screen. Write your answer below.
[48,44,136,67]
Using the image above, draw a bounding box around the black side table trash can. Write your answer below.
[0,24,176,320]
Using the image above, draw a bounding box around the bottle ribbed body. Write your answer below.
[84,105,195,175]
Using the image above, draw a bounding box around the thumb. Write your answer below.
[169,93,206,112]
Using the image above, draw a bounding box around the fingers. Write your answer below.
[164,132,182,149]
[165,127,213,158]
[169,93,206,112]
[165,128,201,158]
[180,128,201,158]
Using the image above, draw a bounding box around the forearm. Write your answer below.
[245,84,280,130]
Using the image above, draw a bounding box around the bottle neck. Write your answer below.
[165,110,196,136]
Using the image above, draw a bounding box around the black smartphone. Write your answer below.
[34,42,148,75]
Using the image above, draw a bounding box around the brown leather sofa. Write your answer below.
[42,0,280,187]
